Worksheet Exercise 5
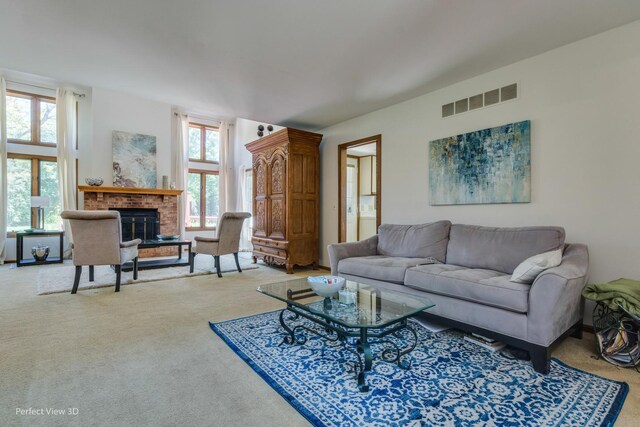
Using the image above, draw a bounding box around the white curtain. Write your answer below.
[174,113,189,238]
[236,165,252,251]
[56,88,77,257]
[0,78,7,264]
[217,121,230,231]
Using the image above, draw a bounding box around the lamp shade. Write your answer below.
[31,196,50,208]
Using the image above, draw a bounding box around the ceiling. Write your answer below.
[1,1,640,130]
[347,143,377,157]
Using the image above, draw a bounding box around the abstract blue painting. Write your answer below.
[429,120,530,205]
[112,131,157,188]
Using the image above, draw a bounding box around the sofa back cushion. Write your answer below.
[446,224,565,274]
[377,220,451,262]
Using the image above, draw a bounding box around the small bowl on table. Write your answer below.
[307,276,346,298]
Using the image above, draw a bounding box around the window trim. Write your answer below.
[188,122,220,164]
[186,169,219,231]
[6,90,57,147]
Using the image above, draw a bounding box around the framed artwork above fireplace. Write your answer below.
[112,130,157,188]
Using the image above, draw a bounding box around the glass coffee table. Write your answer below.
[257,278,435,392]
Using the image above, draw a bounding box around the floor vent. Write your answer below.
[442,83,518,118]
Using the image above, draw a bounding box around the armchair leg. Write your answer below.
[234,252,242,273]
[214,256,222,278]
[133,257,139,280]
[115,265,122,292]
[71,266,82,294]
[89,265,95,282]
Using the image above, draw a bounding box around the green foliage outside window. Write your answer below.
[6,158,62,231]
[6,96,31,141]
[7,159,31,231]
[187,173,201,228]
[205,174,219,227]
[40,161,62,229]
[186,171,219,228]
[40,101,57,144]
[188,127,201,160]
[205,129,219,162]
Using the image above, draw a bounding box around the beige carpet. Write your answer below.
[1,262,638,427]
[36,253,259,295]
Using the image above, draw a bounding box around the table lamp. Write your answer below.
[31,196,50,230]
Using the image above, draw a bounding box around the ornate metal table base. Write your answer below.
[278,304,419,392]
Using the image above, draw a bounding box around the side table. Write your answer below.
[16,230,64,267]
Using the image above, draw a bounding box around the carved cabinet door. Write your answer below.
[253,158,268,238]
[268,153,286,240]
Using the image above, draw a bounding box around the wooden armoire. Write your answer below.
[246,128,322,273]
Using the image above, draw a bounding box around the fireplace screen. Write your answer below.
[110,208,160,242]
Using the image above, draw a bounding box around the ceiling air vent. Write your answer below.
[442,83,518,118]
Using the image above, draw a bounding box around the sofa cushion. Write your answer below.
[446,224,565,274]
[404,264,531,313]
[338,256,440,284]
[377,220,451,262]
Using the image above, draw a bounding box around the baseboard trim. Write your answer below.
[583,324,595,334]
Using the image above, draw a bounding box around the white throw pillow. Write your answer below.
[510,248,564,284]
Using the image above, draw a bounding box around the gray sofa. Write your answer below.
[327,221,589,374]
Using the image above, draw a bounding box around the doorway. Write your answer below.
[338,135,381,243]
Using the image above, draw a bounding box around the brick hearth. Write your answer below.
[81,187,182,258]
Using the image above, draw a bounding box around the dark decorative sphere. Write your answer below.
[257,131,264,137]
[258,125,265,131]
[267,125,274,132]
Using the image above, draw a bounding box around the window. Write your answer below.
[6,91,56,146]
[186,121,221,229]
[7,155,62,231]
[188,123,219,162]
[186,170,219,229]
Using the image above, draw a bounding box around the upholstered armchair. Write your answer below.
[191,212,251,277]
[60,210,141,294]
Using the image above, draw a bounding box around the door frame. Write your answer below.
[338,135,381,243]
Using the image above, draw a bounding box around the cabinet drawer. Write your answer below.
[254,244,287,259]
[252,237,289,249]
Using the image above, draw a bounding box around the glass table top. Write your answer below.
[258,278,435,329]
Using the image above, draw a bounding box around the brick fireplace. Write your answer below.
[80,186,183,258]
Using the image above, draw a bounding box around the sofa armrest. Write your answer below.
[526,243,589,346]
[327,235,378,276]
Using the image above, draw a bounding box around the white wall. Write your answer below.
[319,19,640,293]
[87,88,172,189]
[230,118,284,209]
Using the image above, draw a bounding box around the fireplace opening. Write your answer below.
[110,208,160,242]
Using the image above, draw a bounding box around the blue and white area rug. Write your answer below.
[209,311,628,427]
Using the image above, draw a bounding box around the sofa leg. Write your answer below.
[72,266,82,294]
[89,265,94,282]
[530,346,550,374]
[570,320,583,340]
